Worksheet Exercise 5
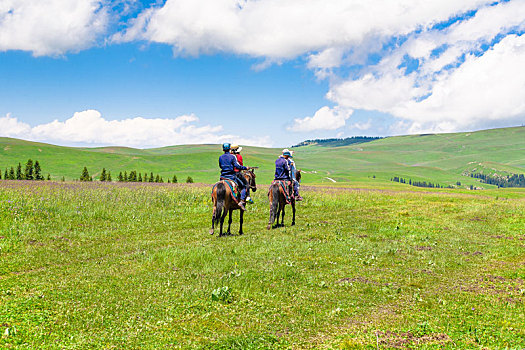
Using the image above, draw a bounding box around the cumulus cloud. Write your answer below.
[0,0,109,56]
[349,120,373,131]
[288,106,352,132]
[116,0,492,59]
[0,110,271,148]
[326,0,525,133]
[115,0,525,134]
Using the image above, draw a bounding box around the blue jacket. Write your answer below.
[219,152,247,180]
[274,156,291,180]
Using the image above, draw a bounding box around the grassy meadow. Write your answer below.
[1,181,524,349]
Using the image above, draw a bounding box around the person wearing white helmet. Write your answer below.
[284,149,303,201]
[274,148,303,201]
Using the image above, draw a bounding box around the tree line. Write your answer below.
[2,159,50,181]
[294,136,383,148]
[391,176,454,189]
[80,167,194,183]
[469,172,525,188]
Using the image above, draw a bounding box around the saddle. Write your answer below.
[212,178,240,203]
[271,180,293,204]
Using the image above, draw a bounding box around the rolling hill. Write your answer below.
[1,126,524,189]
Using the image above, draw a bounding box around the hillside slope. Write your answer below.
[1,126,524,188]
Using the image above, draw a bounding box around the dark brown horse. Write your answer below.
[267,170,301,229]
[210,169,257,236]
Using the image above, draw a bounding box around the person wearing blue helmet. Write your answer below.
[219,143,248,209]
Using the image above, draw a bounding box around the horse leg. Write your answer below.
[210,206,216,234]
[267,186,277,230]
[227,209,233,235]
[219,207,228,237]
[267,205,274,230]
[239,209,244,235]
[291,200,296,226]
[275,203,281,228]
[281,204,286,227]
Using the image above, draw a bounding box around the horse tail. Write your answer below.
[214,182,226,225]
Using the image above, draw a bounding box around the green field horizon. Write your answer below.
[1,126,524,190]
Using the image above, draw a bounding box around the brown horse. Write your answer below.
[210,169,257,236]
[267,170,301,229]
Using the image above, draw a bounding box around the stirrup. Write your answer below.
[246,197,254,204]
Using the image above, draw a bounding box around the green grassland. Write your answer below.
[0,182,524,348]
[1,126,524,189]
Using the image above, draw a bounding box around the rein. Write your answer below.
[244,170,257,191]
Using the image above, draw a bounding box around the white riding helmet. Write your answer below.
[282,148,293,157]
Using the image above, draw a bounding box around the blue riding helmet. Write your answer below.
[222,143,231,152]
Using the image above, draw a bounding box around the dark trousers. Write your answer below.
[230,173,246,200]
[235,172,248,191]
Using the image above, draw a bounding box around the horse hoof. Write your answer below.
[291,222,295,226]
[209,229,214,235]
[239,231,243,235]
[266,224,271,230]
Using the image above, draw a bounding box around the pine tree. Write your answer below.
[34,161,44,180]
[24,159,34,180]
[186,176,194,183]
[107,172,112,182]
[61,176,65,182]
[167,179,170,183]
[124,171,128,182]
[172,174,177,183]
[149,172,154,182]
[47,174,51,180]
[9,167,15,180]
[144,173,148,182]
[100,168,107,182]
[80,167,90,181]
[0,171,2,180]
[118,172,123,182]
[160,177,164,183]
[4,169,7,180]
[138,173,142,182]
[16,163,23,180]
[155,174,160,183]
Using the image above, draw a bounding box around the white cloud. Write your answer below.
[0,0,109,56]
[325,0,525,134]
[0,110,271,148]
[288,106,352,132]
[116,0,492,59]
[397,34,525,128]
[0,113,31,136]
[349,120,372,131]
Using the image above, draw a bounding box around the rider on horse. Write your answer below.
[219,143,248,210]
[274,149,303,201]
[230,144,254,204]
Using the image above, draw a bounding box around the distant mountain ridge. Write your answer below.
[293,136,383,147]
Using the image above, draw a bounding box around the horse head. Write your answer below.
[296,169,302,182]
[244,169,257,192]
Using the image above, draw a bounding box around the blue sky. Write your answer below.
[1,0,524,148]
